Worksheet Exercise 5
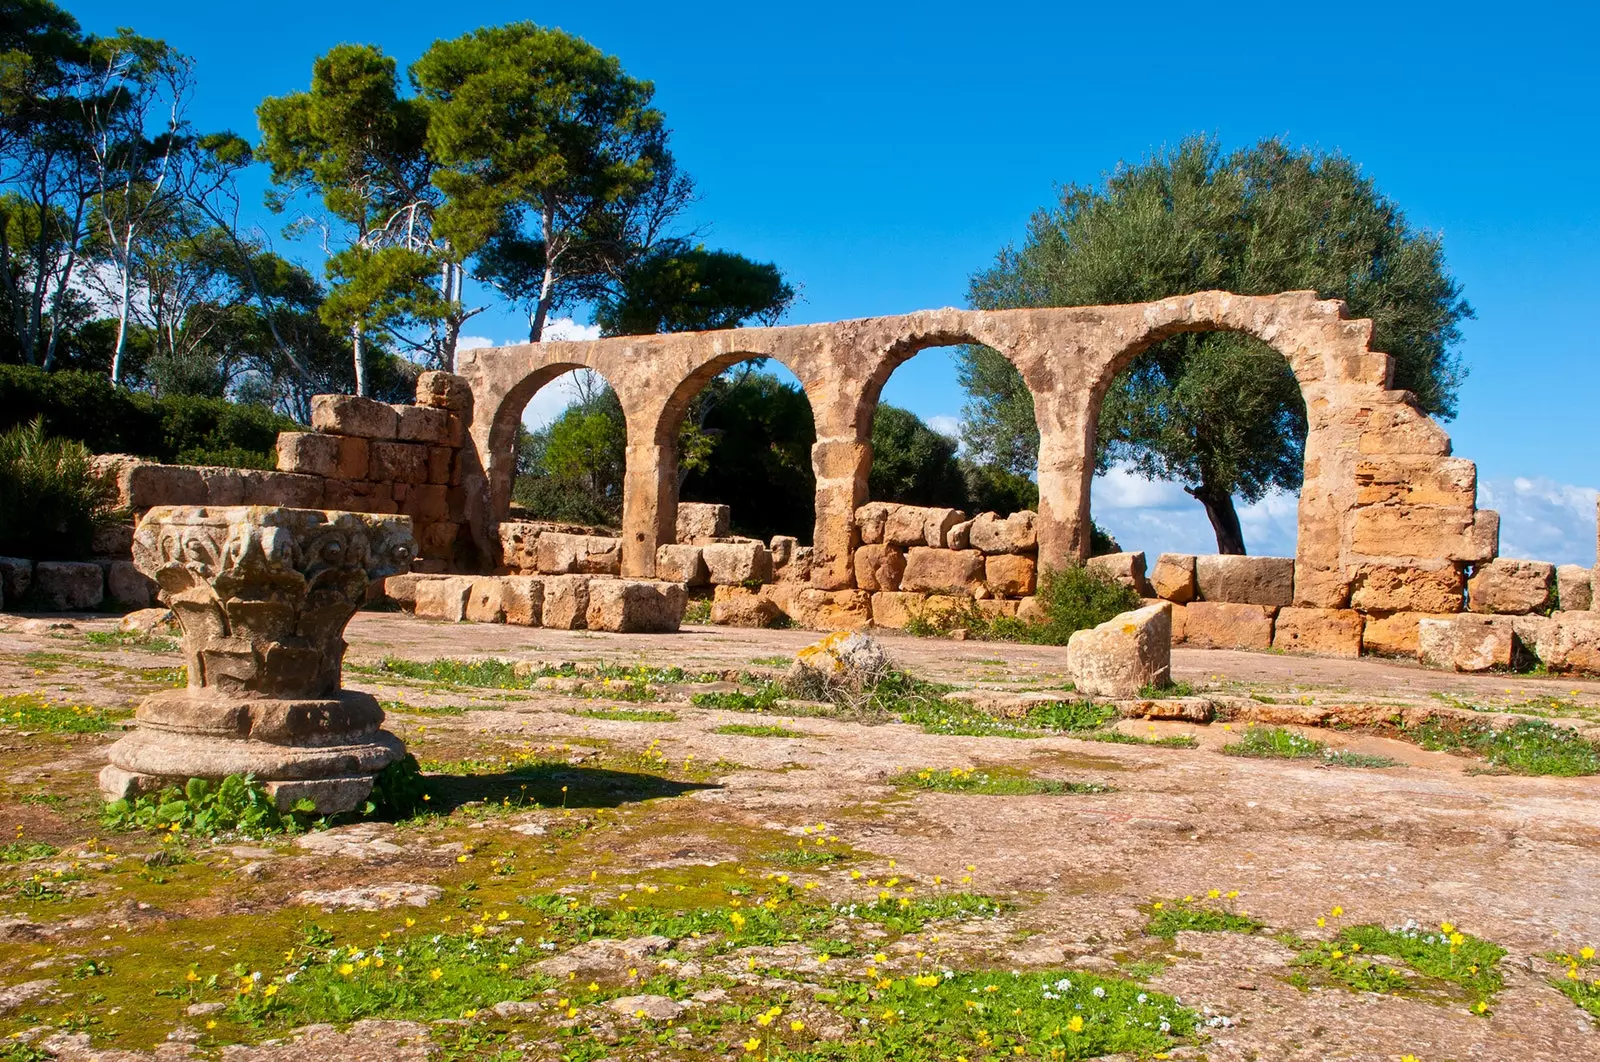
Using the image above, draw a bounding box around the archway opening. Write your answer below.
[508,367,628,531]
[867,346,980,510]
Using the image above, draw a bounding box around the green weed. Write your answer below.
[1549,948,1600,1021]
[1144,896,1263,938]
[1223,726,1396,768]
[574,707,678,723]
[1081,730,1199,749]
[1406,718,1599,776]
[714,723,806,738]
[102,775,315,837]
[0,841,57,861]
[1024,700,1117,732]
[891,766,1110,796]
[0,693,124,733]
[1292,921,1504,1012]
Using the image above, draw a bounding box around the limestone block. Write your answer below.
[1181,602,1275,650]
[1533,612,1600,673]
[1271,607,1363,658]
[1194,555,1294,606]
[1086,552,1153,597]
[656,544,708,586]
[396,404,450,444]
[465,578,508,623]
[122,462,207,508]
[1354,456,1477,507]
[968,511,1038,554]
[119,607,175,635]
[195,467,246,505]
[0,557,33,602]
[412,576,473,622]
[702,542,772,585]
[900,547,985,596]
[1067,603,1172,698]
[1016,595,1045,625]
[336,437,370,480]
[381,573,421,609]
[584,579,686,633]
[415,370,472,411]
[946,519,973,550]
[403,483,449,523]
[854,502,890,545]
[1556,564,1593,612]
[676,502,730,544]
[869,591,926,629]
[418,520,461,561]
[542,575,591,630]
[497,522,542,573]
[776,543,813,584]
[276,432,340,478]
[106,560,155,608]
[1166,601,1187,643]
[711,585,782,628]
[884,505,930,548]
[241,470,326,508]
[1351,505,1498,563]
[922,508,967,548]
[500,576,543,626]
[975,598,1019,621]
[985,554,1037,597]
[426,446,453,485]
[853,544,905,592]
[1360,611,1430,657]
[91,522,134,556]
[31,561,103,611]
[1149,553,1197,603]
[368,441,429,485]
[537,533,622,576]
[1348,562,1465,613]
[790,589,872,632]
[769,535,796,568]
[1467,558,1555,615]
[1418,615,1513,672]
[311,394,398,439]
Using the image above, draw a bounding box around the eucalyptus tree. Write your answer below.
[962,135,1471,553]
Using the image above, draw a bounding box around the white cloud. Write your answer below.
[1478,476,1598,566]
[542,318,601,342]
[1089,463,1299,559]
[520,370,598,430]
[926,414,961,440]
[454,334,505,354]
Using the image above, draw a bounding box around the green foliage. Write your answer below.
[0,841,58,862]
[1144,897,1264,938]
[101,775,316,837]
[713,723,805,738]
[0,365,299,466]
[0,692,121,733]
[1222,726,1397,768]
[1551,949,1600,1021]
[1025,563,1143,645]
[680,369,815,541]
[573,707,677,722]
[1024,700,1118,732]
[0,418,119,559]
[1082,730,1200,749]
[365,755,430,819]
[962,134,1472,552]
[594,245,794,335]
[1293,923,1505,1012]
[891,766,1110,796]
[868,404,966,507]
[691,684,786,714]
[1405,718,1600,776]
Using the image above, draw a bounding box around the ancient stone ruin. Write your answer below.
[98,505,416,813]
[80,290,1600,673]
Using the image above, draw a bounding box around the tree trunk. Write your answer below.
[110,258,131,385]
[1188,480,1247,555]
[352,321,368,397]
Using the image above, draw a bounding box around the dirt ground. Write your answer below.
[0,612,1597,1062]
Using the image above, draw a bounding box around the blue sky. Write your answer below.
[70,0,1599,563]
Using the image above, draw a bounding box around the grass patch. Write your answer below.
[82,630,179,652]
[1139,679,1196,697]
[368,657,718,691]
[1144,895,1263,938]
[573,707,678,723]
[692,683,786,713]
[891,766,1111,796]
[749,655,790,667]
[0,692,124,733]
[1293,921,1505,1013]
[713,723,806,738]
[1024,700,1117,732]
[682,597,712,624]
[1222,726,1396,768]
[0,841,57,861]
[1550,947,1600,1021]
[379,698,467,717]
[1406,718,1600,776]
[1081,730,1200,749]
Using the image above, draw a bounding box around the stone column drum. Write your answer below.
[99,505,417,814]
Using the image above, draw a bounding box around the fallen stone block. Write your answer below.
[1467,558,1556,615]
[412,576,473,622]
[1087,551,1153,596]
[1149,553,1197,603]
[710,585,782,628]
[985,554,1036,597]
[853,544,905,592]
[584,579,686,633]
[901,547,985,595]
[676,502,730,544]
[946,519,973,550]
[655,544,708,586]
[1348,561,1466,613]
[774,541,812,584]
[1182,602,1275,650]
[276,432,341,478]
[32,561,104,611]
[1271,606,1363,658]
[465,578,508,623]
[702,542,772,585]
[118,607,175,635]
[1067,603,1172,698]
[1194,555,1294,606]
[542,575,591,630]
[968,511,1037,554]
[311,394,398,439]
[381,573,421,610]
[1016,595,1045,625]
[1418,615,1513,672]
[1533,612,1600,673]
[1556,564,1594,612]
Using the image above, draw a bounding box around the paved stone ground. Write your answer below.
[0,613,1597,1061]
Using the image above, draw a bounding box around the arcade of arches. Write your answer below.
[454,290,1499,611]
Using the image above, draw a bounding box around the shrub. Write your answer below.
[1025,563,1142,645]
[101,775,315,837]
[0,419,120,559]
